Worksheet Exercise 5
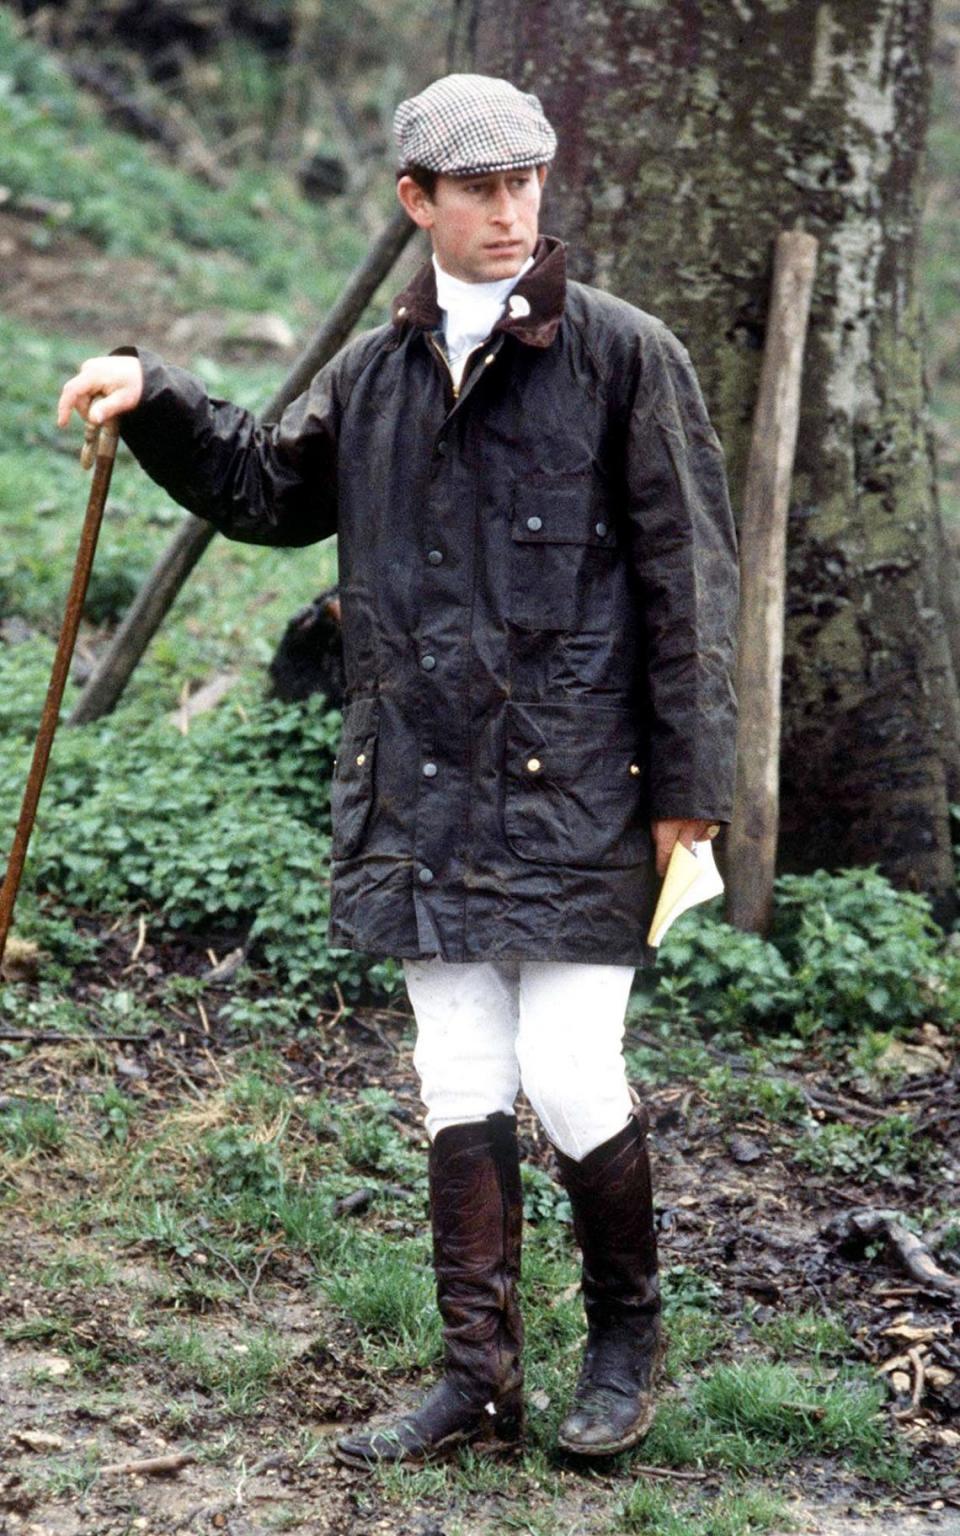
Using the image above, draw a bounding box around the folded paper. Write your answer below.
[646,838,725,947]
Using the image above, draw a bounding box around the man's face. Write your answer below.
[397,165,547,283]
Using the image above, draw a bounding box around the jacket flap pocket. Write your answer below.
[511,480,614,546]
[503,700,649,868]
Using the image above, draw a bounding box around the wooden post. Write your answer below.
[68,206,420,726]
[725,228,818,935]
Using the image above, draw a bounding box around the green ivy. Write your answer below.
[654,866,959,1037]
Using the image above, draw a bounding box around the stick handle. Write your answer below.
[0,420,120,965]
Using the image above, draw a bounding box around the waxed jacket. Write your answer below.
[117,234,739,968]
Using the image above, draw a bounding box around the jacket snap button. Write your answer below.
[596,521,608,537]
[422,761,438,777]
[436,441,448,457]
[427,549,443,565]
[526,757,542,773]
[526,516,542,532]
[418,866,434,885]
[484,353,495,365]
[629,763,640,776]
[355,752,366,766]
[421,653,436,670]
[396,305,407,317]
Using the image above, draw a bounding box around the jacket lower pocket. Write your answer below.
[330,695,379,858]
[503,700,650,868]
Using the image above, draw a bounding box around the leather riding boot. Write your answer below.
[334,1112,524,1467]
[552,1100,666,1456]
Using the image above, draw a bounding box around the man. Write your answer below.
[57,73,739,1466]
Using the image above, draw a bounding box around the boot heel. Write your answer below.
[489,1386,525,1446]
[473,1388,525,1456]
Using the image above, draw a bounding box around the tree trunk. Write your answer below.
[451,0,959,926]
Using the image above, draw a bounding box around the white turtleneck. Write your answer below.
[432,252,534,389]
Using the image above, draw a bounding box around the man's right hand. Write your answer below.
[57,355,143,430]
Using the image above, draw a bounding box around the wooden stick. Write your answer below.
[727,228,818,934]
[68,207,421,725]
[99,1451,196,1477]
[0,419,120,967]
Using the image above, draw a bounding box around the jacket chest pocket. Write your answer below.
[330,695,379,858]
[503,700,650,868]
[508,479,616,633]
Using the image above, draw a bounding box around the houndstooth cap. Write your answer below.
[394,73,556,177]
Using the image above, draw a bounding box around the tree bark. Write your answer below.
[451,0,959,925]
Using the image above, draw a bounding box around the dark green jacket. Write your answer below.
[118,234,739,966]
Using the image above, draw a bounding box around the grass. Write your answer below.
[616,1483,793,1536]
[145,1320,292,1415]
[0,1025,930,1532]
[0,10,370,322]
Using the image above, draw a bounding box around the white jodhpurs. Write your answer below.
[403,956,636,1162]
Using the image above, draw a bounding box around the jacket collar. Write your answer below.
[391,234,566,350]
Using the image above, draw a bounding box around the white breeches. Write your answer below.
[403,957,636,1162]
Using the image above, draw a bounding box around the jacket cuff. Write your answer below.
[648,811,732,826]
[109,345,172,421]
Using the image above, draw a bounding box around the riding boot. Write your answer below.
[552,1100,666,1456]
[334,1111,524,1467]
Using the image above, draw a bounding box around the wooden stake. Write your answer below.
[726,229,818,935]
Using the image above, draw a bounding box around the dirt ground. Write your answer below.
[1,920,959,1536]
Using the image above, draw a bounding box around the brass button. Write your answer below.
[356,752,366,766]
[397,305,407,317]
[629,763,640,776]
[526,757,542,773]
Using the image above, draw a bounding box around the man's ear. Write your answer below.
[537,165,548,187]
[397,175,435,230]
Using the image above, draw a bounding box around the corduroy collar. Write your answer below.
[391,234,567,350]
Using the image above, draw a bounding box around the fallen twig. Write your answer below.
[600,1462,707,1482]
[130,915,148,962]
[825,1208,960,1299]
[0,1031,147,1044]
[891,1345,927,1421]
[802,1086,889,1124]
[99,1451,195,1477]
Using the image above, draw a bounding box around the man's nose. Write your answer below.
[490,186,516,223]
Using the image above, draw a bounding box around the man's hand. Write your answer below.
[650,818,719,878]
[57,356,143,430]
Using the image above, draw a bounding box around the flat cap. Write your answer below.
[394,73,556,177]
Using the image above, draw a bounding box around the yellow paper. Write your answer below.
[646,838,725,947]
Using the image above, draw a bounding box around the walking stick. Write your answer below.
[0,410,120,969]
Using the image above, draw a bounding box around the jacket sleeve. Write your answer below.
[111,345,345,547]
[622,321,740,824]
